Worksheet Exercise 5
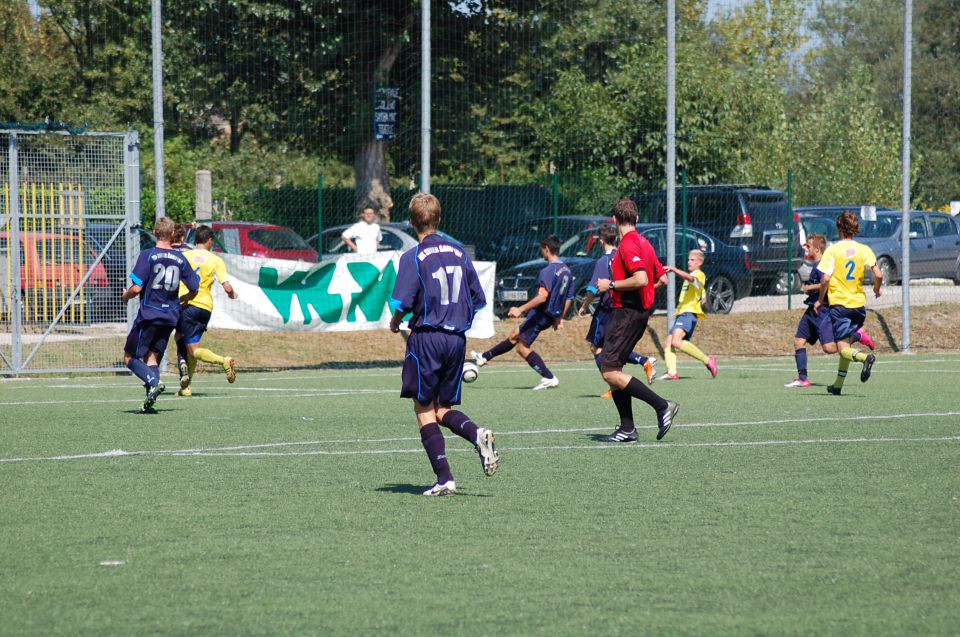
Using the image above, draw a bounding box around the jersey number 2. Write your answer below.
[431,266,463,305]
[844,260,856,281]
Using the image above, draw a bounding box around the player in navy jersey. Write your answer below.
[578,224,657,396]
[389,193,499,496]
[471,236,574,390]
[122,217,200,413]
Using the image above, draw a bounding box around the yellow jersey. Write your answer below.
[817,240,876,308]
[675,269,706,319]
[178,249,230,312]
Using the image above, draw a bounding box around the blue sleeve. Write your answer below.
[587,258,607,294]
[130,251,150,286]
[389,249,419,313]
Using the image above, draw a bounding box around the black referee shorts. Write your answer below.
[600,305,652,369]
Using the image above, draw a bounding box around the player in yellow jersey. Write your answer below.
[814,211,882,395]
[174,225,239,396]
[661,249,718,380]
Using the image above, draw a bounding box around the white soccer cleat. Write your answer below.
[532,376,560,391]
[471,350,487,367]
[422,480,457,496]
[475,428,500,477]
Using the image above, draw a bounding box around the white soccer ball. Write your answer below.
[461,361,479,383]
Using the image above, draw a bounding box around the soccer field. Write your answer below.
[1,355,958,636]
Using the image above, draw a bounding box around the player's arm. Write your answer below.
[814,272,832,313]
[577,290,596,316]
[871,264,883,298]
[554,298,573,329]
[598,268,648,293]
[341,235,358,252]
[222,281,238,300]
[653,273,668,289]
[507,287,547,318]
[121,284,142,303]
[664,265,695,282]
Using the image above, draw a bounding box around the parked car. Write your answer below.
[474,215,613,271]
[310,222,469,259]
[494,223,754,317]
[0,230,111,322]
[796,207,960,285]
[185,221,317,262]
[631,185,806,295]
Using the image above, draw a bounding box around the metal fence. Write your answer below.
[0,130,141,375]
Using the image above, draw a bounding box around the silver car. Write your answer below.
[797,208,960,284]
[309,222,469,259]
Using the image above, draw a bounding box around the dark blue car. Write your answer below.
[495,223,754,316]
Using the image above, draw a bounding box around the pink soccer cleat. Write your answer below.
[856,328,875,351]
[706,356,718,378]
[658,372,680,381]
[784,378,812,388]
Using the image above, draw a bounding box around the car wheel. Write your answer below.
[877,257,896,286]
[705,275,735,314]
[769,270,800,296]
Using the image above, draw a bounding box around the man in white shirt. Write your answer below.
[341,207,382,255]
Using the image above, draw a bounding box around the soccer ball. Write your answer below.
[461,361,479,383]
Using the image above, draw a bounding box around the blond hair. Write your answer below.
[153,217,175,241]
[408,193,441,233]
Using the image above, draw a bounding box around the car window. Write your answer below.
[379,229,404,251]
[860,216,898,238]
[801,217,839,241]
[690,193,740,229]
[216,229,241,254]
[249,228,308,250]
[677,229,709,255]
[639,229,666,257]
[929,215,958,237]
[909,217,927,238]
[559,231,601,258]
[742,194,789,227]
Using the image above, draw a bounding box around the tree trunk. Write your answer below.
[353,14,414,222]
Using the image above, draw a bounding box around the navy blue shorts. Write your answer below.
[795,307,835,345]
[401,329,466,407]
[669,312,698,340]
[124,319,175,359]
[178,305,212,345]
[828,306,866,342]
[586,308,611,348]
[518,310,555,346]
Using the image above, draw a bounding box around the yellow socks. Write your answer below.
[840,347,868,363]
[679,340,710,364]
[187,354,197,379]
[834,357,851,389]
[665,347,678,375]
[194,348,225,366]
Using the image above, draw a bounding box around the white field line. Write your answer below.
[2,411,958,464]
[0,388,397,407]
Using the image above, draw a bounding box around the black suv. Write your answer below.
[631,185,806,294]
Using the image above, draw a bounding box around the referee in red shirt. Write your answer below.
[596,199,679,441]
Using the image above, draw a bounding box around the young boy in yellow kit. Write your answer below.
[661,250,718,380]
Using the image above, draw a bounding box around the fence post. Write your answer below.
[551,166,559,236]
[681,169,687,257]
[317,174,324,256]
[787,169,793,311]
[7,133,22,373]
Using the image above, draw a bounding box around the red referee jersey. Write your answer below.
[610,229,664,310]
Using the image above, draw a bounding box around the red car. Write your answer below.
[185,221,318,262]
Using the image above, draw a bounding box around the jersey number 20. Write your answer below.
[150,263,181,292]
[431,266,463,305]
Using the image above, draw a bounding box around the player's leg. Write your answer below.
[416,400,456,496]
[174,331,190,390]
[662,327,684,380]
[401,331,456,495]
[473,327,520,367]
[517,315,558,389]
[786,335,812,388]
[852,327,876,350]
[124,321,155,388]
[835,308,875,384]
[601,308,677,441]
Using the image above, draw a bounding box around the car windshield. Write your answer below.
[249,228,309,250]
[559,231,604,259]
[396,224,460,245]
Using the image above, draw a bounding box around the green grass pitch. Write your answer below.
[1,355,958,636]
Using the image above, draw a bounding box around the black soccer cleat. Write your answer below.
[605,428,638,443]
[143,382,166,411]
[860,354,876,383]
[656,400,679,440]
[827,384,842,396]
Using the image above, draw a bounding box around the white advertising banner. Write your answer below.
[208,252,497,339]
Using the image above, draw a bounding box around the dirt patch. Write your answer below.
[196,303,960,371]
